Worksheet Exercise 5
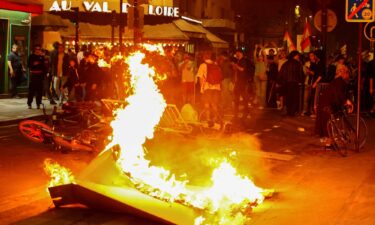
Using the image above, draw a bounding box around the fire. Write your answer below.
[98,58,111,68]
[104,45,271,224]
[43,159,74,187]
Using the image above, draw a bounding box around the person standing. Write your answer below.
[42,49,56,105]
[76,44,87,65]
[218,51,233,111]
[7,44,24,98]
[197,51,222,126]
[266,55,278,108]
[50,43,69,103]
[253,44,267,109]
[279,51,305,116]
[276,49,288,110]
[232,49,251,121]
[304,51,323,116]
[27,45,45,109]
[315,62,353,145]
[179,53,196,105]
[62,59,80,101]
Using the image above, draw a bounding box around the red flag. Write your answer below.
[301,20,312,52]
[283,30,296,52]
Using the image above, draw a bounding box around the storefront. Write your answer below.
[0,1,42,95]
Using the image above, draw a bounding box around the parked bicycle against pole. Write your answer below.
[327,106,368,157]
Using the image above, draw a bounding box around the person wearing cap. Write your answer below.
[279,50,305,116]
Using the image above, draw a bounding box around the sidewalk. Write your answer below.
[0,98,54,125]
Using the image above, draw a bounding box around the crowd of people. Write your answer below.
[8,41,374,144]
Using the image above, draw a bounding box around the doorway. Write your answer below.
[0,19,8,94]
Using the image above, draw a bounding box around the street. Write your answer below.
[0,109,374,225]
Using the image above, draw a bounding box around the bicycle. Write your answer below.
[327,107,368,157]
[18,101,112,153]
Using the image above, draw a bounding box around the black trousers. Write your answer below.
[285,82,300,116]
[27,74,43,106]
[10,75,19,97]
[266,80,277,108]
[233,82,249,119]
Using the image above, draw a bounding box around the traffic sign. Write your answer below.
[314,9,337,32]
[346,0,375,22]
[364,21,375,41]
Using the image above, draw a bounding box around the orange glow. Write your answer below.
[104,45,271,224]
[43,44,271,224]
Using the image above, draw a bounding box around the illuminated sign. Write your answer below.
[48,0,179,17]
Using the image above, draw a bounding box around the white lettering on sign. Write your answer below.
[50,0,71,11]
[91,2,102,12]
[148,5,179,17]
[49,0,180,17]
[50,1,61,11]
[102,2,111,12]
[82,1,94,11]
[83,1,110,12]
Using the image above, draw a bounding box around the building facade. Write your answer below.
[177,0,236,47]
[0,1,43,95]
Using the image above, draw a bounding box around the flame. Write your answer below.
[98,58,111,68]
[43,159,74,187]
[105,46,270,224]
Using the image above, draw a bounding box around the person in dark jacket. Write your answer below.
[279,51,305,116]
[62,59,80,101]
[84,54,103,101]
[27,45,45,109]
[266,55,278,108]
[315,62,353,145]
[7,44,25,98]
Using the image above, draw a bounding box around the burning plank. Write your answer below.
[44,45,272,225]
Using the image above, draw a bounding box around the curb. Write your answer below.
[0,115,46,126]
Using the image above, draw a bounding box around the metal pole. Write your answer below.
[321,0,328,76]
[119,0,123,50]
[356,23,363,152]
[111,10,116,46]
[72,7,79,53]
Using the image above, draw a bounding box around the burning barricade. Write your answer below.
[44,45,273,225]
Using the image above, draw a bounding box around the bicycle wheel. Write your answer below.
[344,115,368,150]
[18,120,53,143]
[327,120,348,157]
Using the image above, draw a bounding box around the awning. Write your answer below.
[173,19,229,48]
[1,0,43,14]
[60,21,188,42]
[172,19,206,39]
[31,12,68,27]
[202,19,236,30]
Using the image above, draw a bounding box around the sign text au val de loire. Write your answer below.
[48,0,180,17]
